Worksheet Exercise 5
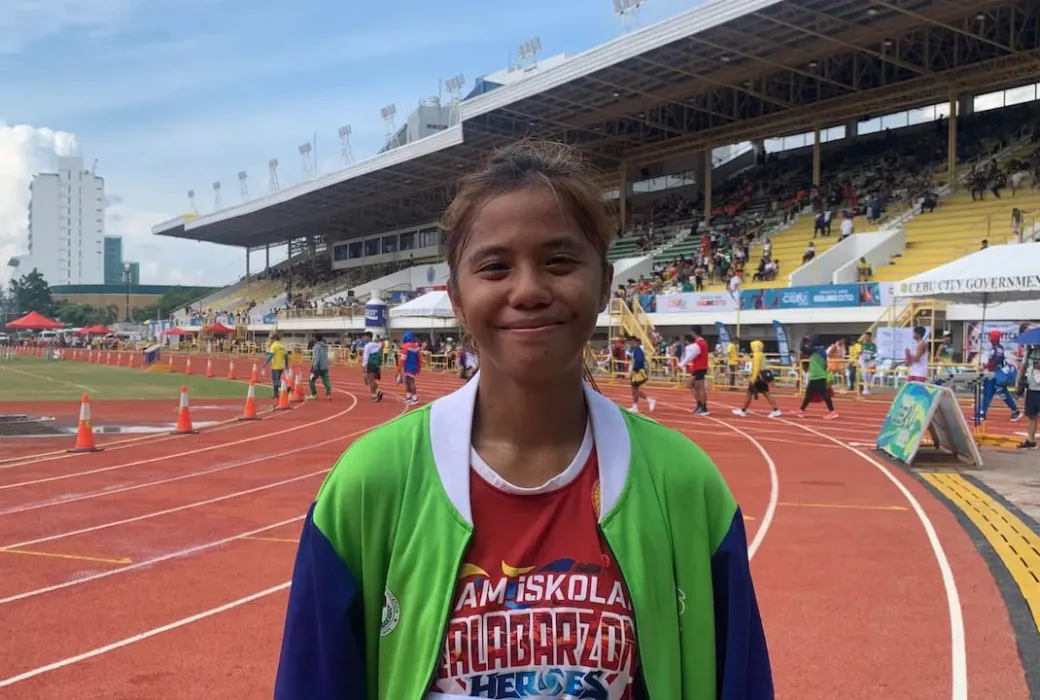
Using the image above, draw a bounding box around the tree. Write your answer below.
[54,301,104,327]
[8,270,55,317]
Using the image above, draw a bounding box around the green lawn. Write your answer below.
[0,357,249,402]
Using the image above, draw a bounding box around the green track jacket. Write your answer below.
[274,377,772,699]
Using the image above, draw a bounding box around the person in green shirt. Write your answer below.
[795,334,838,419]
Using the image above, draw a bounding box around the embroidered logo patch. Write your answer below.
[380,587,400,637]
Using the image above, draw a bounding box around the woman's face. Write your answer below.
[450,186,611,384]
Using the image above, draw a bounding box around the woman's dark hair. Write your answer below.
[441,139,615,293]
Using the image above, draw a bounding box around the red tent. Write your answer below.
[204,322,235,334]
[5,310,63,330]
[79,324,113,336]
[164,327,196,337]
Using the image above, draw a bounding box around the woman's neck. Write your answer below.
[471,366,588,488]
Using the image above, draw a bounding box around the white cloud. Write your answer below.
[1,120,244,288]
[0,122,78,284]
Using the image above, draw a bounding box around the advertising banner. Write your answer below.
[966,321,1022,356]
[740,283,884,311]
[655,291,739,314]
[876,382,982,467]
[715,322,732,348]
[772,321,792,366]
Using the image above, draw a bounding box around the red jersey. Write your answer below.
[429,429,638,699]
[690,337,709,372]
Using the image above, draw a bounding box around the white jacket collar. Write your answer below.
[428,371,631,526]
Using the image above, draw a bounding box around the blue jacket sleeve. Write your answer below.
[274,505,366,699]
[711,508,773,699]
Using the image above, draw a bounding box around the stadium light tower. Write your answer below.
[187,189,198,216]
[268,158,281,193]
[238,171,249,202]
[381,104,400,150]
[339,125,355,166]
[517,37,542,69]
[445,74,466,127]
[299,142,315,180]
[213,181,222,211]
[614,0,647,32]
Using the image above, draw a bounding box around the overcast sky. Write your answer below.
[1,0,695,288]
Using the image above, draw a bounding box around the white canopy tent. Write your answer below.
[894,242,1040,305]
[389,291,455,319]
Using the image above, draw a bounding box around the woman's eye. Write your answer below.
[547,256,578,267]
[477,261,508,274]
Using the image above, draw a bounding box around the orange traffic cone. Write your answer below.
[68,394,101,453]
[184,357,193,375]
[127,353,135,369]
[205,358,214,378]
[172,385,198,434]
[239,381,259,421]
[275,378,291,411]
[168,355,176,372]
[106,351,112,365]
[291,372,306,403]
[227,360,237,381]
[250,363,258,384]
[116,352,123,367]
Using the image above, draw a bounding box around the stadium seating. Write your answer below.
[873,187,1040,281]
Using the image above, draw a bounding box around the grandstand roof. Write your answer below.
[154,0,1038,248]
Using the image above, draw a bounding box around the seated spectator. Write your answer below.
[857,258,873,281]
[920,190,937,214]
[802,241,816,264]
[839,212,854,241]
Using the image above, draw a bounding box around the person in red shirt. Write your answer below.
[678,325,711,415]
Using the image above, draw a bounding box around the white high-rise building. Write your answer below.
[11,156,105,286]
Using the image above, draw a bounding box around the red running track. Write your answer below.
[0,365,1031,699]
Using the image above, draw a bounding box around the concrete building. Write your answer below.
[8,156,106,286]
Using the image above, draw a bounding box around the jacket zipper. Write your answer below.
[599,525,652,700]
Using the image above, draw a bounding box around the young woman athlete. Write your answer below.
[274,140,772,699]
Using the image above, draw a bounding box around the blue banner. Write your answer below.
[715,322,731,347]
[262,313,277,324]
[772,320,792,366]
[741,283,883,311]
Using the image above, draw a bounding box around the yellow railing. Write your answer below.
[607,298,656,358]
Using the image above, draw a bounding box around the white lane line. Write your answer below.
[0,581,291,688]
[0,515,304,606]
[1,469,328,550]
[768,413,968,700]
[0,394,357,488]
[0,421,371,516]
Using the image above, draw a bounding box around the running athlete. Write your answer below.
[980,328,1021,421]
[627,335,656,413]
[732,340,780,418]
[678,325,711,415]
[361,331,383,402]
[398,331,422,405]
